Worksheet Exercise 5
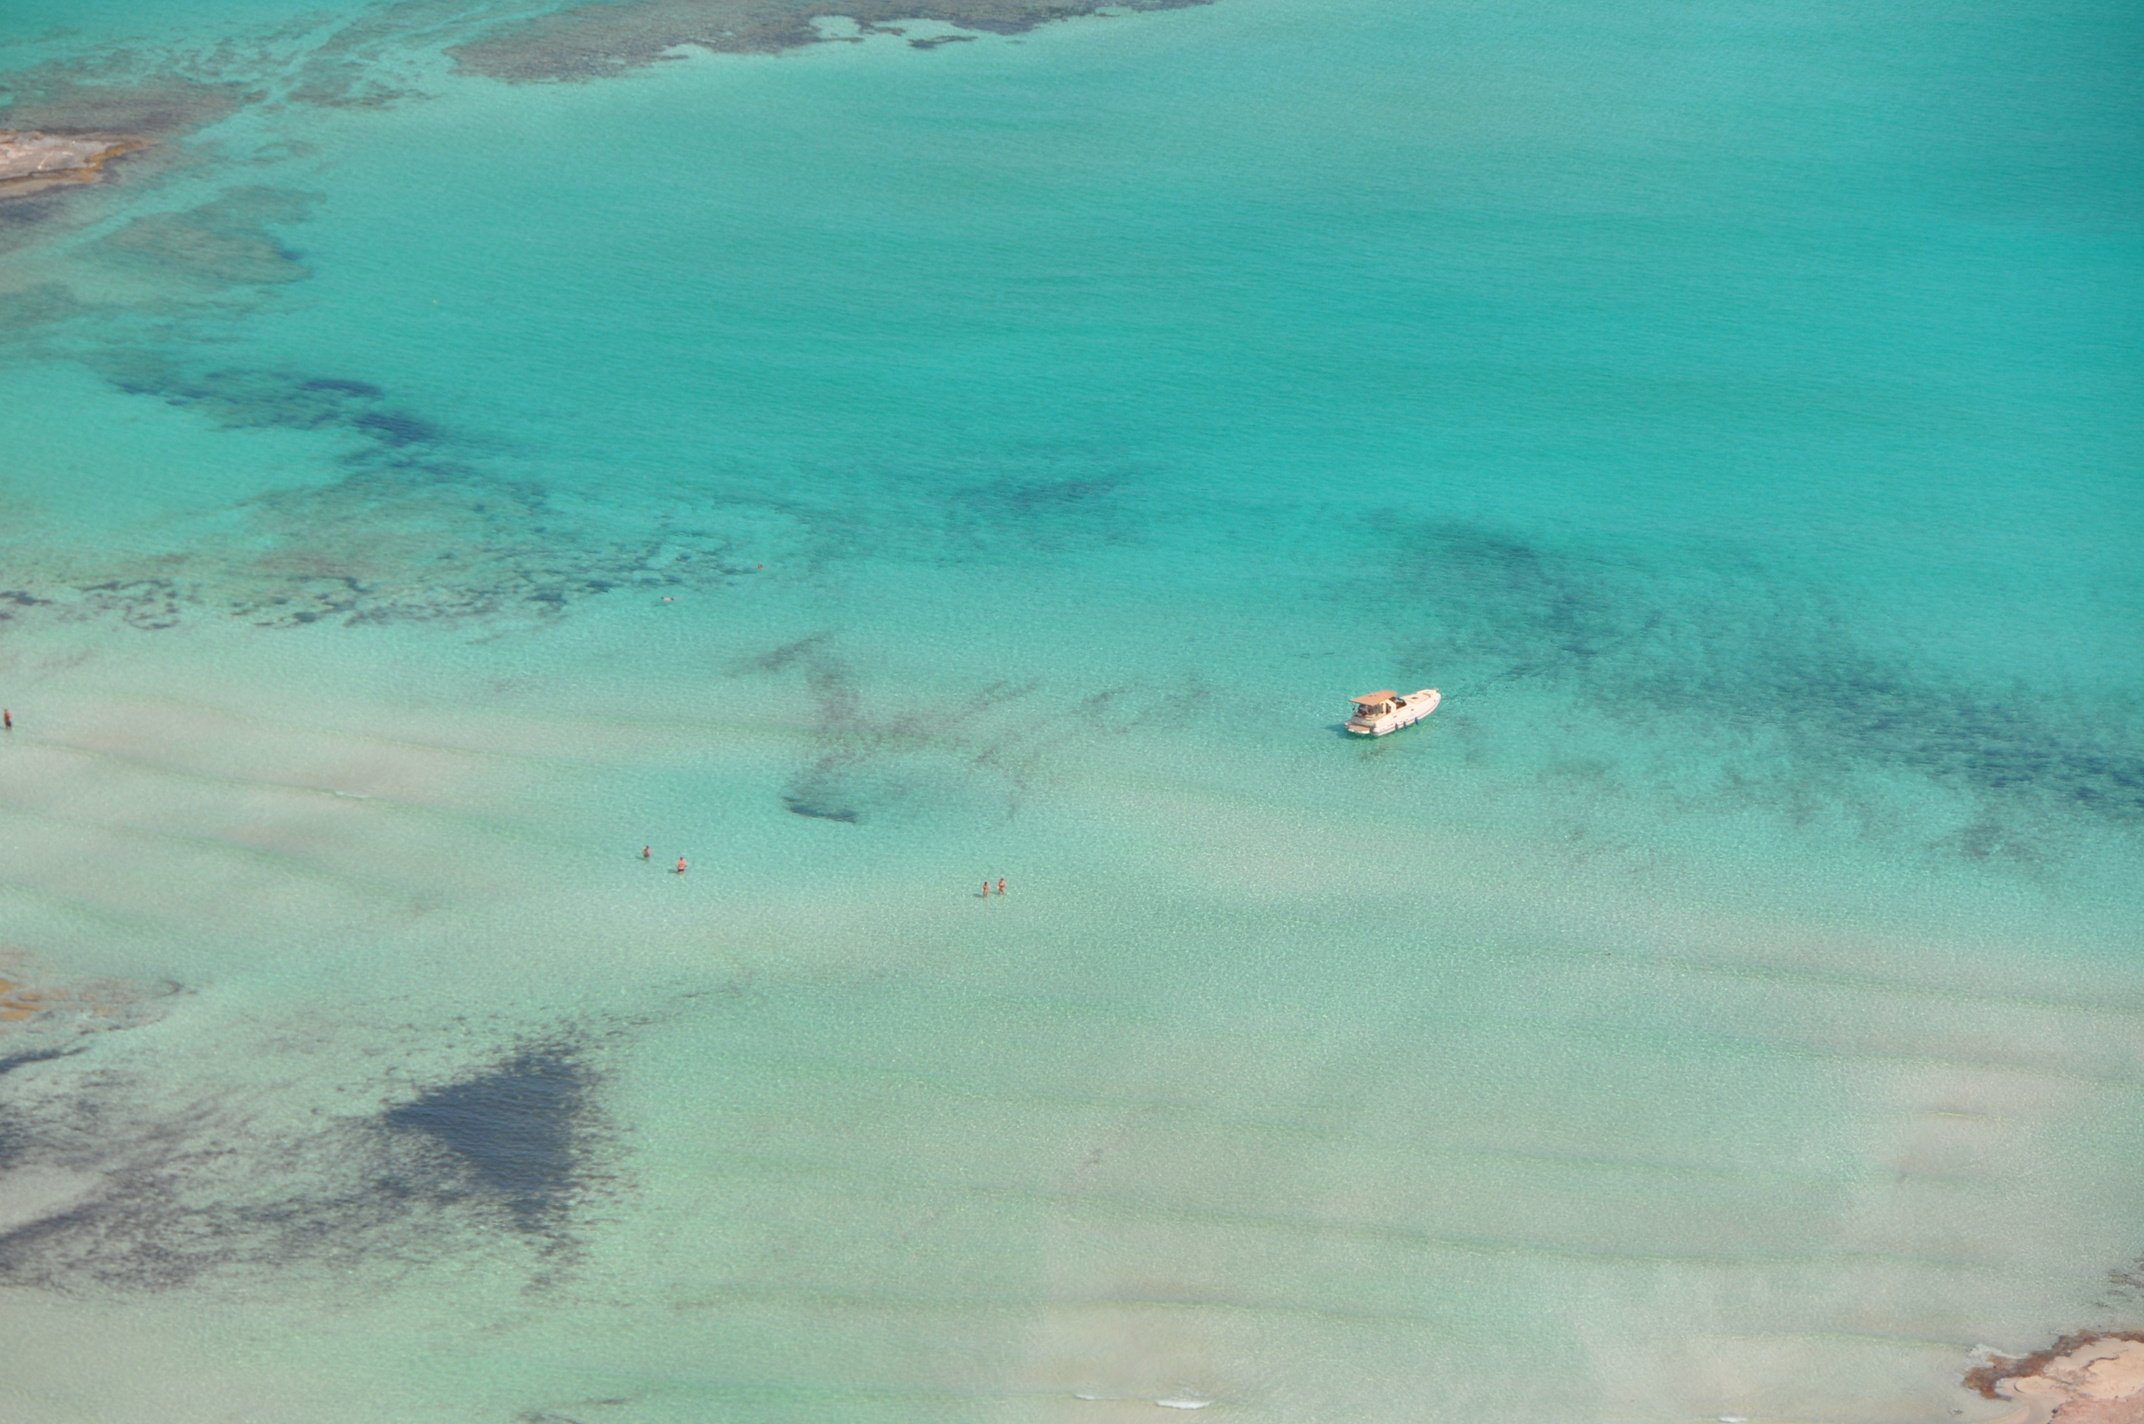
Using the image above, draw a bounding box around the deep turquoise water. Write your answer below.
[2,0,2141,1418]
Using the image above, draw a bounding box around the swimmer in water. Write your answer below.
[997,877,1006,897]
[676,857,688,874]
[642,845,651,860]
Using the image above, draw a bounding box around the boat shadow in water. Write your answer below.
[1329,721,1438,743]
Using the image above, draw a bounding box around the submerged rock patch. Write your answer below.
[100,357,442,450]
[0,1023,627,1293]
[1374,516,2144,855]
[0,953,181,1045]
[93,186,319,288]
[0,70,245,141]
[942,472,1132,559]
[383,1045,590,1235]
[450,0,1215,83]
[0,357,773,634]
[749,643,1072,823]
[783,795,861,822]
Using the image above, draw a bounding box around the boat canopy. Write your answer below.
[1352,691,1398,705]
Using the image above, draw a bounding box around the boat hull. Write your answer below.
[1345,687,1440,735]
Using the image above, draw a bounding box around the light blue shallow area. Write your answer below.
[1,0,2140,1418]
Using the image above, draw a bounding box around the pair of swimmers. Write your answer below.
[642,845,687,874]
[982,877,1006,898]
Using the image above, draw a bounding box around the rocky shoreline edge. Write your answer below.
[1965,1333,2144,1424]
[0,129,149,201]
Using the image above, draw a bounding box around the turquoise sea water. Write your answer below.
[3,0,2141,1418]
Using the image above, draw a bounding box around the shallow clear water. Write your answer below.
[2,0,2141,1418]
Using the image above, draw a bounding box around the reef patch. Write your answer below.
[382,1044,590,1236]
[92,186,320,288]
[0,1022,627,1294]
[747,640,1100,822]
[450,0,1216,83]
[99,357,443,451]
[0,355,774,634]
[1374,516,2144,856]
[0,70,246,141]
[0,952,181,1045]
[944,472,1130,558]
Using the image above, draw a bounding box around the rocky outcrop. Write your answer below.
[1965,1334,2144,1424]
[0,129,148,200]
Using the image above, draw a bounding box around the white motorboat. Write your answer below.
[1346,687,1440,736]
